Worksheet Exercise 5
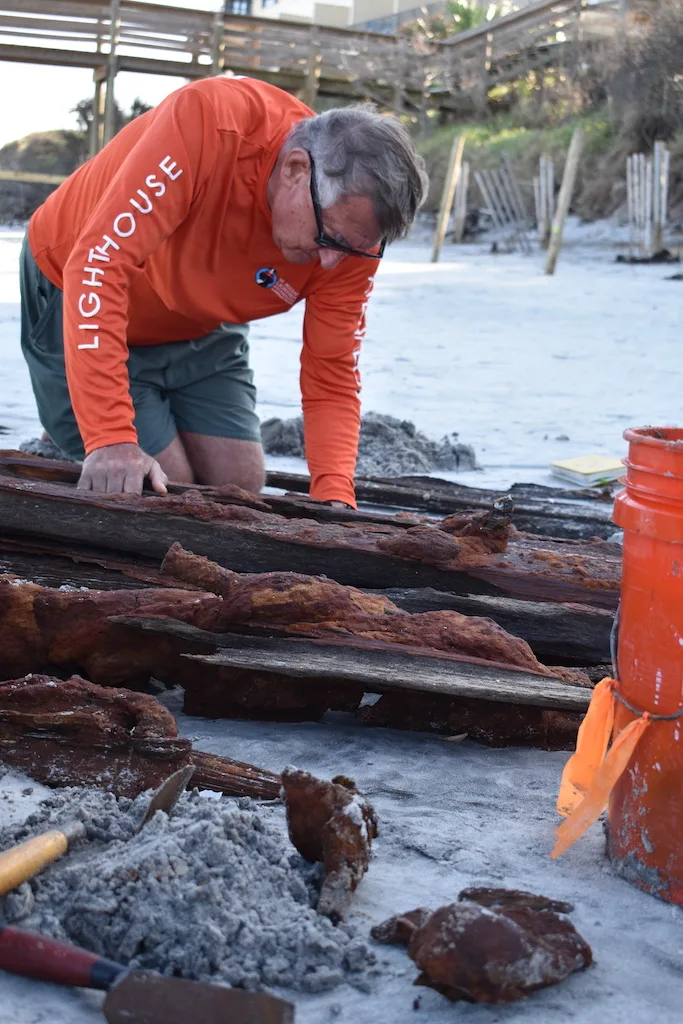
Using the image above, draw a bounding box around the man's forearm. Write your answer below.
[301,396,360,508]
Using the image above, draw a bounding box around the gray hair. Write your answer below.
[284,106,429,244]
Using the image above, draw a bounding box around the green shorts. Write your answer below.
[19,235,261,461]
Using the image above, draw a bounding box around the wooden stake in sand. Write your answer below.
[534,154,554,250]
[431,135,465,262]
[545,125,584,276]
[452,160,470,243]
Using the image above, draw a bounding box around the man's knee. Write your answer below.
[212,457,265,494]
[180,434,265,494]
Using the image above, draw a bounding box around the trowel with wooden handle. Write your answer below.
[0,764,195,897]
[0,925,295,1023]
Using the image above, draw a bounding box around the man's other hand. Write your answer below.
[78,442,168,496]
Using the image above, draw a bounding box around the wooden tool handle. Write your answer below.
[0,927,124,990]
[0,822,84,896]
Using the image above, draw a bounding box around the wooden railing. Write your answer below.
[0,0,411,93]
[436,0,622,100]
[0,0,624,117]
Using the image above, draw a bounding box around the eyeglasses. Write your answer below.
[307,151,386,260]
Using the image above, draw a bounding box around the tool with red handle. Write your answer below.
[0,926,295,1023]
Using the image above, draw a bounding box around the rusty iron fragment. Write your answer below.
[1,553,591,746]
[161,544,566,677]
[0,572,222,685]
[280,768,378,922]
[372,891,592,1004]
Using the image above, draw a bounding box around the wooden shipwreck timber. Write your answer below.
[0,451,621,786]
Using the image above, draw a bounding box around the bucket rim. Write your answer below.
[624,426,683,449]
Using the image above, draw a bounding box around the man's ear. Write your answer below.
[280,148,310,190]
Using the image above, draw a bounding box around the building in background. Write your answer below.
[225,0,355,27]
[224,0,522,31]
[229,0,459,30]
[351,0,448,33]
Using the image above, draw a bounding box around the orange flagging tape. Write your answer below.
[556,677,615,818]
[551,683,651,860]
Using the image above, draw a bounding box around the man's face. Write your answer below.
[269,149,382,270]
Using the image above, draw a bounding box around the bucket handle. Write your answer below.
[610,603,620,682]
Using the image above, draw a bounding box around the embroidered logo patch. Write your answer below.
[255,267,278,288]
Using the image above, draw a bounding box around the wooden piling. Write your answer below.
[536,153,554,249]
[544,125,584,276]
[431,135,465,263]
[102,0,121,146]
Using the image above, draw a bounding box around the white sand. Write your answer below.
[1,221,682,1022]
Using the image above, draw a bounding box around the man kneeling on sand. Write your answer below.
[20,76,428,509]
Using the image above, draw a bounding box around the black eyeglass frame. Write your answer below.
[307,151,386,260]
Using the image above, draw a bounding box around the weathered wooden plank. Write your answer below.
[0,536,195,591]
[1,452,617,541]
[0,472,620,607]
[0,670,282,799]
[113,617,590,712]
[0,453,425,527]
[183,634,591,712]
[267,469,618,540]
[0,476,478,591]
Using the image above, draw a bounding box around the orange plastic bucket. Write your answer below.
[609,426,683,903]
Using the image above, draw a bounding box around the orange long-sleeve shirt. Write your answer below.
[28,76,379,506]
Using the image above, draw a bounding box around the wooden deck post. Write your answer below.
[302,30,322,109]
[210,11,226,75]
[90,65,107,156]
[103,0,121,146]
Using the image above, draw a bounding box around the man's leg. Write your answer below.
[21,236,263,491]
[20,235,183,479]
[154,435,196,484]
[19,235,86,461]
[161,323,265,493]
[179,433,264,491]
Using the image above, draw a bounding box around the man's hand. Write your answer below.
[77,442,168,496]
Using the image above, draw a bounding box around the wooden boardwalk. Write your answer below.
[0,0,623,149]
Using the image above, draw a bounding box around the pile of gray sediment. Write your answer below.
[20,436,66,459]
[0,785,377,994]
[20,412,479,479]
[261,411,479,477]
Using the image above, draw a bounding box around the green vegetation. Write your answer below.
[417,110,620,217]
[400,1,499,40]
[0,97,153,223]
